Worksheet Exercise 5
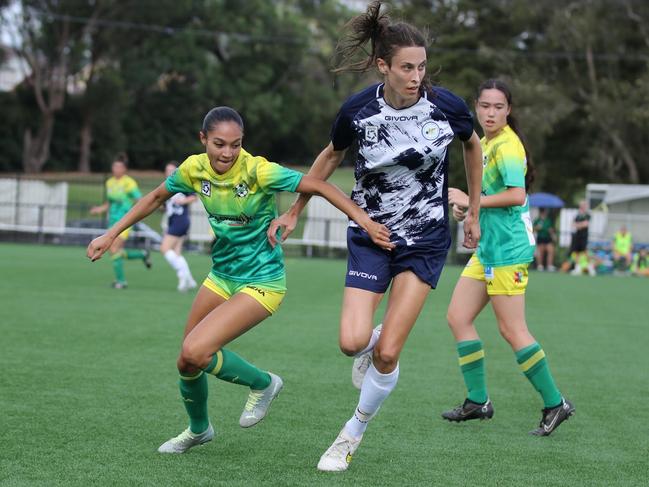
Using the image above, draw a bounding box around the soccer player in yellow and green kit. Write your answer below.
[87,106,394,453]
[445,80,574,436]
[90,153,151,288]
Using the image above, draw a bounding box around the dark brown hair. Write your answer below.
[333,1,430,89]
[201,106,244,134]
[477,79,535,191]
[113,152,129,166]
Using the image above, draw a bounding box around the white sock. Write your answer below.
[176,255,194,281]
[354,324,383,358]
[164,250,184,278]
[344,362,399,439]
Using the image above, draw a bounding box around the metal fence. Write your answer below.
[0,175,354,255]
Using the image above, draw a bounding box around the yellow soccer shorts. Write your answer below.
[202,273,286,314]
[118,227,131,239]
[461,254,529,296]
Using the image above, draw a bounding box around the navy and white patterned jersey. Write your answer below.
[165,192,192,219]
[331,83,474,245]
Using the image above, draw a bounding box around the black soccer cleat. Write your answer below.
[530,398,575,436]
[143,249,152,269]
[442,398,494,422]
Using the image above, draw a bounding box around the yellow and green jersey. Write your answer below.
[106,175,142,225]
[165,149,303,282]
[476,125,535,267]
[614,231,632,254]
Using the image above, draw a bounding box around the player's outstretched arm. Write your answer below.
[89,202,109,215]
[87,183,173,262]
[295,175,394,251]
[267,143,346,247]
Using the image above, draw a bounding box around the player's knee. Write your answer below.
[180,341,210,369]
[339,326,372,356]
[339,339,364,357]
[373,345,399,370]
[447,308,467,330]
[497,322,525,345]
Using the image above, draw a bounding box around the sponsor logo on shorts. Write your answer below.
[246,285,266,296]
[348,270,378,281]
[514,271,524,284]
[484,266,494,280]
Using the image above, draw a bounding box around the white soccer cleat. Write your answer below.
[351,324,382,390]
[239,373,283,428]
[157,424,214,453]
[177,275,197,292]
[317,428,362,472]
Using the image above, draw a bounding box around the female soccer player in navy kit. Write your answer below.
[161,161,198,292]
[444,79,574,435]
[269,1,483,471]
[87,107,393,454]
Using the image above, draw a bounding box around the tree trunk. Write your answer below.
[609,131,640,183]
[22,113,55,173]
[78,114,93,173]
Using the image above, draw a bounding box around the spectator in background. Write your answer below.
[161,161,198,292]
[533,208,556,271]
[631,248,649,277]
[567,200,590,275]
[612,225,633,271]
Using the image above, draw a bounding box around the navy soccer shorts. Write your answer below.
[344,226,450,293]
[167,216,190,237]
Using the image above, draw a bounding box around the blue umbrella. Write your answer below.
[528,192,565,208]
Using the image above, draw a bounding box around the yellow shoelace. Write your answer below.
[244,391,263,412]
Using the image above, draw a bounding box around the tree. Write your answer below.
[2,0,103,172]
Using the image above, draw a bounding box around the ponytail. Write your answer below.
[333,0,430,90]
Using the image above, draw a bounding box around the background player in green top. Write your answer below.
[90,153,151,288]
[533,208,556,271]
[86,106,393,454]
[445,79,574,436]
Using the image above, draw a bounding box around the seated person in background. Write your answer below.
[533,208,556,271]
[631,248,649,277]
[612,226,633,271]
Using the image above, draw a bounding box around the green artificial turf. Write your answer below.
[1,243,646,486]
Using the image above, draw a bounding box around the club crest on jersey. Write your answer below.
[201,180,211,197]
[365,125,378,144]
[233,182,249,198]
[421,121,440,140]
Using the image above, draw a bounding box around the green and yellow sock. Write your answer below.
[515,342,562,408]
[204,349,271,390]
[179,371,209,434]
[457,340,488,404]
[111,254,125,282]
[124,249,145,260]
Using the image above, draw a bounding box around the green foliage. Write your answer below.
[1,0,648,196]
